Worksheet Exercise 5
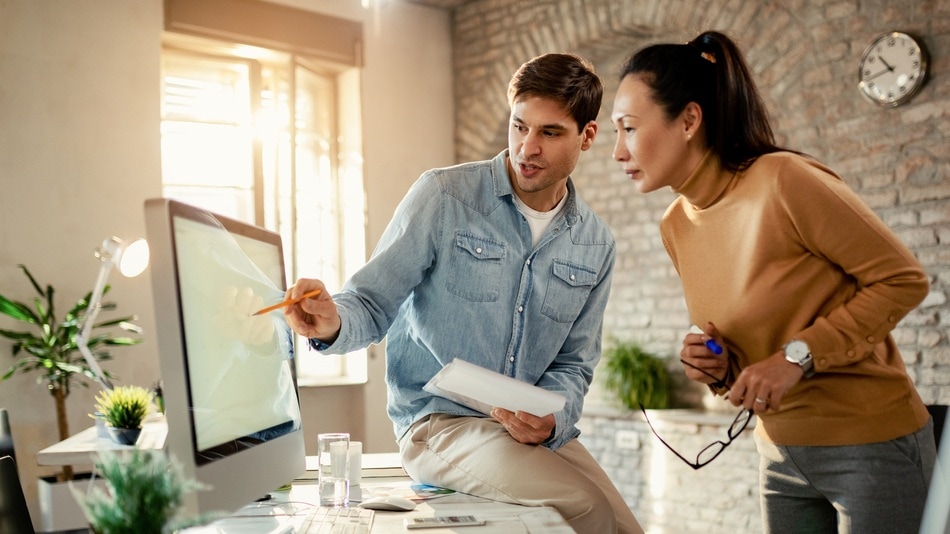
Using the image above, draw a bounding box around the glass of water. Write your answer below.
[317,432,350,506]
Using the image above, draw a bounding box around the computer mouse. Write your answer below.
[358,495,418,511]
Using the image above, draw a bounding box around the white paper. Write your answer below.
[423,359,566,417]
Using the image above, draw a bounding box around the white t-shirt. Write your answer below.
[513,191,567,248]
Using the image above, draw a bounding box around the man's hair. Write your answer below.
[508,53,604,133]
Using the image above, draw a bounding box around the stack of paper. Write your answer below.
[423,359,566,417]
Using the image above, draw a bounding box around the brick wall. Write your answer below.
[448,0,949,532]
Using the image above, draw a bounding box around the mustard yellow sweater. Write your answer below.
[662,150,930,446]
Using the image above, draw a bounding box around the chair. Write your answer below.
[0,408,14,463]
[0,455,35,533]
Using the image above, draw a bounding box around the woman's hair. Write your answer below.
[509,53,604,133]
[619,31,788,172]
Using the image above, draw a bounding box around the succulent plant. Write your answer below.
[94,385,152,430]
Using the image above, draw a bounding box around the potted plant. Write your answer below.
[93,385,152,445]
[73,449,212,534]
[601,338,672,410]
[0,264,142,479]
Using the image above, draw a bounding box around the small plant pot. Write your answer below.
[106,426,142,445]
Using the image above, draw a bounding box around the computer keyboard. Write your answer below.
[296,505,374,533]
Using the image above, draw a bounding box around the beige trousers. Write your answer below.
[398,413,643,534]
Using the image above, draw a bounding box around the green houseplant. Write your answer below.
[0,264,142,479]
[602,338,672,410]
[93,385,152,445]
[73,449,211,534]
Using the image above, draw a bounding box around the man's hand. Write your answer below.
[491,408,555,445]
[282,279,341,343]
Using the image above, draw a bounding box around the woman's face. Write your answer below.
[611,74,695,193]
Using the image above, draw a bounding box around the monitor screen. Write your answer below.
[145,198,305,516]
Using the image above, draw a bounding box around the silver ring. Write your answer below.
[754,397,768,404]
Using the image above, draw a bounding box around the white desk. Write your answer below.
[192,477,574,533]
[36,418,167,466]
[37,422,574,533]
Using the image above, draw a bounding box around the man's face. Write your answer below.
[507,95,597,211]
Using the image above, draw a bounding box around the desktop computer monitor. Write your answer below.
[144,198,306,517]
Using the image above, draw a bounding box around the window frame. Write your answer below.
[160,32,367,386]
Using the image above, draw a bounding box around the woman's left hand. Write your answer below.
[727,352,803,413]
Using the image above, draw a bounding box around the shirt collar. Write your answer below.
[493,149,581,225]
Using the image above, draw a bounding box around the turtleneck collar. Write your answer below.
[671,149,734,210]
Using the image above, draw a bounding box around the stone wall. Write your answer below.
[448,1,949,532]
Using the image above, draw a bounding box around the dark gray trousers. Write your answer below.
[755,418,936,534]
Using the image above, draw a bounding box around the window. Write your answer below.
[160,35,367,385]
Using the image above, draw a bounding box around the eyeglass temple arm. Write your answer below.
[679,358,729,390]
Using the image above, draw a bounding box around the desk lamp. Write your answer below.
[76,237,149,391]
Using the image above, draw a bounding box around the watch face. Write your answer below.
[858,32,927,108]
[785,340,809,362]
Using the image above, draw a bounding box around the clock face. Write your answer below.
[858,32,927,108]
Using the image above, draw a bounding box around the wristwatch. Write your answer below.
[784,340,815,378]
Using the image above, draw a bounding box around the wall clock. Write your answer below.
[857,31,928,108]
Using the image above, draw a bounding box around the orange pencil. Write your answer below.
[251,289,321,316]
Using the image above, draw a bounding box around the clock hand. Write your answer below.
[877,55,895,72]
[863,67,892,82]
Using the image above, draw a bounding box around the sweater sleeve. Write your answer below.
[774,157,929,372]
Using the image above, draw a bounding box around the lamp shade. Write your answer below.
[117,238,149,278]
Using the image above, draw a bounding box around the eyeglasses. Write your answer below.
[639,359,754,470]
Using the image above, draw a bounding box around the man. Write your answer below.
[285,53,642,533]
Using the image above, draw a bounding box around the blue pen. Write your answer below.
[690,325,723,355]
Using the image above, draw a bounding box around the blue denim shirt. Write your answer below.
[312,150,615,450]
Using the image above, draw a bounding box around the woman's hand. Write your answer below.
[728,352,802,414]
[681,322,729,386]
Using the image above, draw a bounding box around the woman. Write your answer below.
[611,31,936,533]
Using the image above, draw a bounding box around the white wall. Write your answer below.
[0,0,453,524]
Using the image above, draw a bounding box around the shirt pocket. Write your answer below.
[541,259,598,323]
[446,232,506,302]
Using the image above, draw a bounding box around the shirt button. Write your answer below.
[570,274,575,281]
[525,259,531,266]
[867,336,875,343]
[847,350,855,358]
[518,306,523,313]
[476,247,482,254]
[509,356,515,362]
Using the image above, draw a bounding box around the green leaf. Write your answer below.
[18,264,45,297]
[102,337,143,346]
[0,294,39,323]
[0,328,40,342]
[93,315,137,328]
